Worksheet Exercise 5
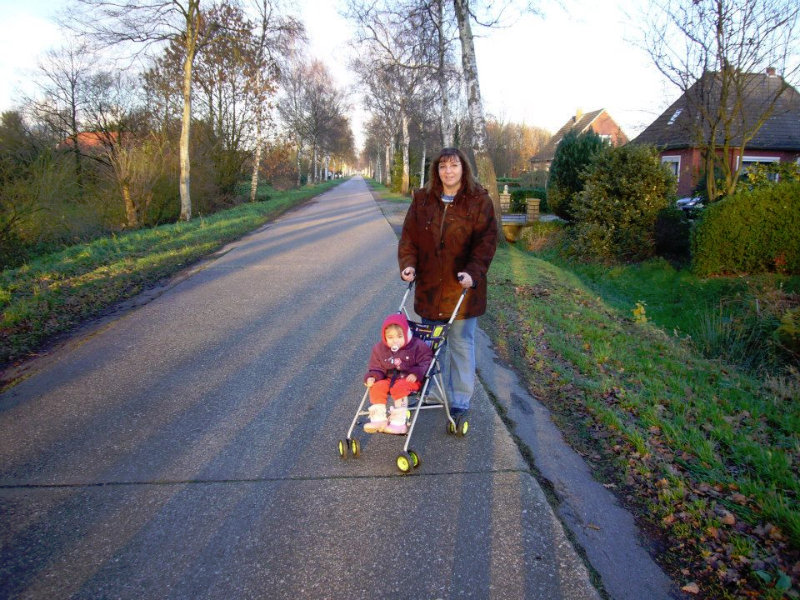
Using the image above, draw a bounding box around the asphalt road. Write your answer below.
[1,177,601,599]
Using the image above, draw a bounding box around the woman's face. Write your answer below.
[438,157,463,194]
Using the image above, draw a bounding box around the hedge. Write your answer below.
[692,180,800,276]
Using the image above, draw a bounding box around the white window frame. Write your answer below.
[738,155,781,181]
[661,155,681,178]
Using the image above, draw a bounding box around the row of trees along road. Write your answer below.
[1,0,357,267]
[60,0,356,221]
[346,0,534,239]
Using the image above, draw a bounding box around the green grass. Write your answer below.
[519,223,800,378]
[482,243,799,598]
[365,179,409,202]
[0,179,342,365]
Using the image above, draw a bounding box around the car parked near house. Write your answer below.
[676,196,703,211]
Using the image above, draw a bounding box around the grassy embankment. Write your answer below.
[0,180,342,367]
[484,225,798,599]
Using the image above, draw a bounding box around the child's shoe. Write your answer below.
[384,398,409,435]
[364,404,388,433]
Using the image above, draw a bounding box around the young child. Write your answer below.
[364,313,433,434]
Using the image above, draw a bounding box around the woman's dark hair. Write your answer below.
[426,147,479,196]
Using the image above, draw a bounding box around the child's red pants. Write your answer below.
[369,378,421,404]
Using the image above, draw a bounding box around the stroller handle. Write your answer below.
[400,278,469,325]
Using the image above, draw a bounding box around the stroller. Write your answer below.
[337,281,469,473]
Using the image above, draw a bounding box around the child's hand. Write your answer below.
[406,374,417,383]
[365,377,375,387]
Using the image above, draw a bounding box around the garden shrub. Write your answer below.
[547,129,608,222]
[570,144,676,261]
[510,187,547,212]
[691,180,800,276]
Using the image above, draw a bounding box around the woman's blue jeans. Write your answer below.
[423,316,477,410]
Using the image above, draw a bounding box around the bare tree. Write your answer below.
[277,60,350,185]
[64,0,206,221]
[348,1,423,194]
[453,0,501,232]
[486,117,550,177]
[243,0,305,202]
[277,59,311,186]
[641,0,800,200]
[29,39,97,190]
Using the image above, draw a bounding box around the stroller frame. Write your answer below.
[338,282,468,472]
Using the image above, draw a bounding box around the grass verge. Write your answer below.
[482,243,799,599]
[0,180,342,366]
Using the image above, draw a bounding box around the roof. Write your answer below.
[630,70,800,152]
[58,131,119,153]
[530,109,608,163]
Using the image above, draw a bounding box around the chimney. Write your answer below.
[766,66,777,77]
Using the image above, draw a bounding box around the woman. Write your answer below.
[398,147,498,421]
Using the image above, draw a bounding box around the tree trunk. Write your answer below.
[384,144,391,187]
[437,0,454,147]
[453,0,502,240]
[122,181,137,228]
[178,1,200,221]
[401,112,410,194]
[296,142,303,187]
[250,70,263,203]
[420,140,426,189]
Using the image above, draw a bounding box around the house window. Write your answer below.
[739,156,781,181]
[667,108,682,125]
[661,156,680,178]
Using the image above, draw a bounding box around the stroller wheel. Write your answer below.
[396,452,413,473]
[337,439,348,459]
[446,420,456,435]
[456,416,469,437]
[408,449,421,469]
[350,438,361,458]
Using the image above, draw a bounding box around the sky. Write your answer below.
[0,0,677,150]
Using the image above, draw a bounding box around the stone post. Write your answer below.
[500,185,511,215]
[526,198,540,222]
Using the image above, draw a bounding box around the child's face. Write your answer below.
[385,328,405,351]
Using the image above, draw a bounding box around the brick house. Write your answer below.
[58,131,119,154]
[630,68,800,197]
[529,108,629,171]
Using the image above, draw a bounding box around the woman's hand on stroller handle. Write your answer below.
[457,272,473,289]
[401,267,416,282]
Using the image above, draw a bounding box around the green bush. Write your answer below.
[570,144,676,261]
[547,129,608,222]
[510,187,547,212]
[691,181,800,276]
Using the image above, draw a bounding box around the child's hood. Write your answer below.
[381,313,413,349]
